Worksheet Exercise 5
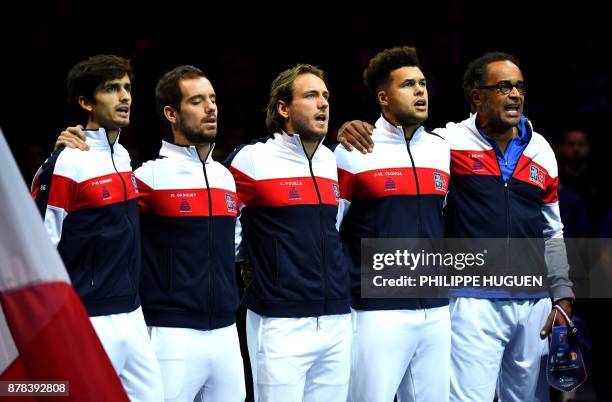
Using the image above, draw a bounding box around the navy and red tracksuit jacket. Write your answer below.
[435,114,573,300]
[225,132,351,318]
[335,116,451,310]
[32,128,141,317]
[135,141,240,330]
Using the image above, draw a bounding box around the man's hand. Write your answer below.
[240,260,254,288]
[337,120,374,154]
[540,299,573,337]
[55,125,89,151]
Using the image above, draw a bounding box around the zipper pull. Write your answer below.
[504,182,508,188]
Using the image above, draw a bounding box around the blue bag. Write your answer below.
[547,304,589,392]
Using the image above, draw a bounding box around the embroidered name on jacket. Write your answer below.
[138,187,238,217]
[45,171,139,212]
[340,167,450,201]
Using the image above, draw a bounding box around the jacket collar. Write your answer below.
[275,130,325,160]
[83,127,122,150]
[461,113,533,143]
[159,140,215,163]
[375,115,426,143]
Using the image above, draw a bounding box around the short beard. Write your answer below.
[290,120,327,143]
[181,125,216,146]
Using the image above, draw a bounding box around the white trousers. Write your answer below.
[90,307,163,402]
[149,324,246,402]
[349,307,451,402]
[450,297,551,402]
[246,310,351,402]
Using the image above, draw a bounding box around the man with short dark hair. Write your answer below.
[32,54,163,402]
[335,46,451,402]
[137,65,245,402]
[441,51,573,402]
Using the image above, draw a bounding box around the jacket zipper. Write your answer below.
[200,148,214,328]
[107,132,136,293]
[403,129,422,235]
[300,139,327,313]
[488,131,524,273]
[403,128,423,309]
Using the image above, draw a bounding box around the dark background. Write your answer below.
[2,2,611,399]
[1,2,609,183]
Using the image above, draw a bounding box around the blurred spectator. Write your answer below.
[557,129,608,234]
[554,125,611,401]
[558,183,591,238]
[558,129,592,192]
[557,180,591,304]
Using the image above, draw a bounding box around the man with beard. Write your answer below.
[334,46,450,402]
[53,65,245,401]
[137,65,245,402]
[32,54,163,401]
[225,64,351,402]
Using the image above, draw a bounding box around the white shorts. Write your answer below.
[246,310,351,402]
[90,307,163,402]
[149,324,246,402]
[450,297,551,402]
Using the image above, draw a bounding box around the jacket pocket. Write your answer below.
[273,238,280,285]
[89,245,97,287]
[166,248,174,292]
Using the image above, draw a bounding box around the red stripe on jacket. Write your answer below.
[230,167,339,207]
[48,172,138,212]
[137,179,238,217]
[450,149,500,176]
[338,167,449,201]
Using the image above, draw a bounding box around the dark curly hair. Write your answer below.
[67,54,133,106]
[155,65,206,118]
[462,52,520,111]
[363,46,420,95]
[265,64,327,134]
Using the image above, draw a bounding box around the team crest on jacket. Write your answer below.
[529,165,545,186]
[130,173,139,193]
[180,198,192,212]
[469,152,485,171]
[433,172,447,191]
[332,183,340,201]
[288,186,301,200]
[384,178,397,191]
[472,160,484,171]
[225,193,237,213]
[101,186,111,200]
